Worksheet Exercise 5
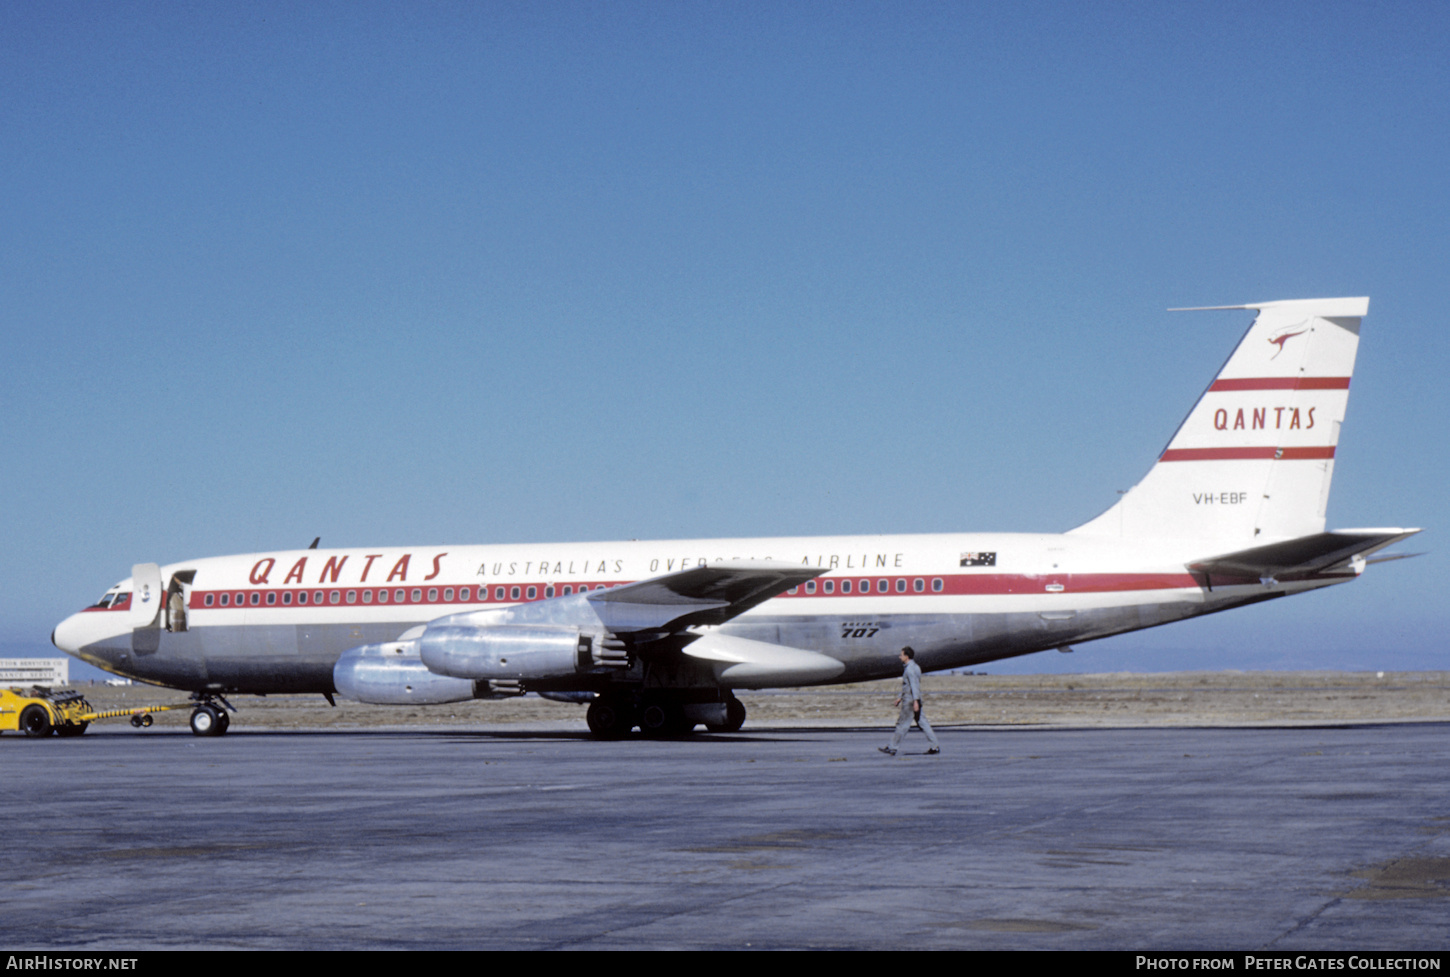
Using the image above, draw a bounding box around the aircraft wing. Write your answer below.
[1189,528,1421,583]
[585,560,826,633]
[340,561,837,699]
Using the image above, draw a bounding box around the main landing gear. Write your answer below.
[586,697,632,739]
[188,694,234,737]
[705,697,747,734]
[585,693,747,739]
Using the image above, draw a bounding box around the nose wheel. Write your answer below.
[188,695,233,737]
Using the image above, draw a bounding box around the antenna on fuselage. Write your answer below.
[308,537,320,549]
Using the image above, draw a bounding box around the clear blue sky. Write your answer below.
[3,1,1445,677]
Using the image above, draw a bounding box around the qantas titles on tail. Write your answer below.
[51,297,1418,737]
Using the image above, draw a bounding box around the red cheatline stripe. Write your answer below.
[940,573,1199,595]
[1160,446,1336,462]
[1209,377,1350,391]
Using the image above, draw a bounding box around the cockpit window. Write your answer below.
[92,591,129,609]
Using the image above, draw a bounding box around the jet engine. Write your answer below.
[418,624,594,681]
[333,638,477,705]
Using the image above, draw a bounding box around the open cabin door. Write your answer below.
[128,564,196,654]
[166,569,195,633]
[128,564,163,629]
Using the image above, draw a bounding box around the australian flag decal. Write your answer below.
[960,552,996,567]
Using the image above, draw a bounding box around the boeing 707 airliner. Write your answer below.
[51,297,1417,737]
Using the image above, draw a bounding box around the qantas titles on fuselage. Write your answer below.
[84,549,927,612]
[231,549,910,586]
[51,297,1418,738]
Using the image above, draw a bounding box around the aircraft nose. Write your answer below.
[52,613,85,654]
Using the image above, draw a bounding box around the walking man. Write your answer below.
[880,646,940,756]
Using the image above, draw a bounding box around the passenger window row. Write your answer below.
[788,577,945,595]
[197,582,613,608]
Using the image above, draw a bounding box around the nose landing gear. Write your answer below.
[188,694,234,737]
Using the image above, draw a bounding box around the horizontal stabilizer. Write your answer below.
[587,560,826,633]
[1189,528,1420,582]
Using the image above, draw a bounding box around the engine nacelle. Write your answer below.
[419,624,592,681]
[333,640,477,705]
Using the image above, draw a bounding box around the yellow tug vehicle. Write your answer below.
[0,686,180,737]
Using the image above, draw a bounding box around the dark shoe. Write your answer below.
[878,746,896,755]
[926,747,940,755]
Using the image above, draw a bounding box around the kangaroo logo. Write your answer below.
[1267,328,1306,359]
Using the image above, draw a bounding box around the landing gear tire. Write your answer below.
[639,700,688,737]
[586,698,632,739]
[706,698,747,733]
[190,705,226,737]
[20,704,52,738]
[56,722,89,737]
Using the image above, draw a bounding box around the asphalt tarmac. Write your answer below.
[4,722,1448,950]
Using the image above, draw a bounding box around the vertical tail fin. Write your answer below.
[1070,297,1367,541]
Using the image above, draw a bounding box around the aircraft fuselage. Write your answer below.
[54,530,1341,695]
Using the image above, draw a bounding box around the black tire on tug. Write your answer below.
[20,705,53,737]
[190,705,222,736]
[586,698,631,738]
